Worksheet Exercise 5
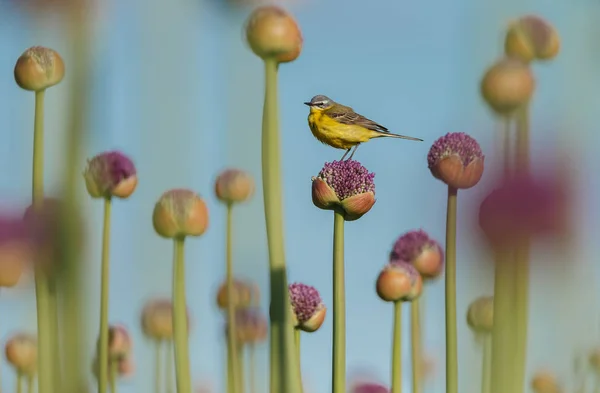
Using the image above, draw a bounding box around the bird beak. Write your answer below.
[303,102,312,106]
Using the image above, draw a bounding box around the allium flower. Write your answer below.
[350,382,390,393]
[427,132,484,189]
[141,298,191,341]
[216,279,259,310]
[152,189,209,238]
[0,215,32,287]
[589,349,600,374]
[14,46,65,92]
[312,160,376,221]
[225,308,268,345]
[106,325,132,361]
[390,230,444,279]
[5,333,37,376]
[246,6,303,63]
[288,282,326,332]
[478,173,569,248]
[531,370,562,393]
[466,296,494,333]
[214,169,255,204]
[480,57,535,115]
[84,151,137,199]
[505,15,560,62]
[376,261,423,302]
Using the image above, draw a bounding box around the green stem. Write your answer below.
[514,104,530,393]
[98,197,113,393]
[391,301,403,393]
[155,341,162,393]
[261,57,299,393]
[411,300,421,393]
[32,88,53,393]
[173,237,191,393]
[225,203,240,393]
[166,341,174,393]
[332,211,345,393]
[481,335,491,393]
[294,329,303,393]
[27,375,34,393]
[445,186,458,393]
[249,344,257,393]
[237,345,245,393]
[48,279,61,393]
[17,373,23,393]
[109,360,117,393]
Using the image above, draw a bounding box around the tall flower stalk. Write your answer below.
[427,132,485,393]
[245,6,303,393]
[467,296,494,393]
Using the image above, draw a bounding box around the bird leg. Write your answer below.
[347,144,360,160]
[340,148,351,161]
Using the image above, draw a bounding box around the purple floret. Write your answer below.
[317,160,375,200]
[427,132,483,168]
[87,151,136,193]
[289,282,323,324]
[390,229,443,263]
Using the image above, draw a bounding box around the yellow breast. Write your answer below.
[308,110,373,150]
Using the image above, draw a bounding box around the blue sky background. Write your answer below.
[0,0,599,392]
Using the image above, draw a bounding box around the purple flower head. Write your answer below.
[391,230,444,263]
[0,215,31,246]
[351,382,390,393]
[317,160,375,200]
[84,151,137,198]
[226,307,268,343]
[427,132,484,168]
[289,282,323,324]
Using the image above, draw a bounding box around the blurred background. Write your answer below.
[0,0,599,392]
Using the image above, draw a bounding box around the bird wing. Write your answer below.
[326,105,389,133]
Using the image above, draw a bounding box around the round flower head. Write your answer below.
[216,279,260,310]
[505,15,560,62]
[288,282,326,332]
[376,261,423,303]
[531,370,562,393]
[101,325,132,361]
[215,168,255,204]
[153,189,209,238]
[245,6,302,63]
[225,308,268,345]
[427,132,484,189]
[0,215,32,287]
[390,230,444,279]
[480,57,535,116]
[141,298,191,341]
[84,151,137,199]
[5,333,37,376]
[14,46,65,91]
[312,160,376,221]
[350,382,390,393]
[466,296,494,333]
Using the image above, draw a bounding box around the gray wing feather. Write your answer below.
[326,105,389,133]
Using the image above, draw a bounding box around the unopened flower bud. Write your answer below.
[531,371,562,393]
[84,151,137,199]
[216,279,259,310]
[5,333,37,375]
[427,132,484,189]
[141,298,191,341]
[390,230,444,279]
[0,216,31,287]
[288,282,326,332]
[226,308,268,345]
[153,189,209,238]
[215,169,255,204]
[99,325,132,361]
[312,160,376,221]
[245,6,303,63]
[505,15,560,62]
[480,57,535,116]
[14,46,65,91]
[466,296,494,333]
[376,262,423,303]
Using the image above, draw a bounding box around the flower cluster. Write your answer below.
[391,229,444,279]
[427,132,484,189]
[84,151,138,199]
[289,282,326,332]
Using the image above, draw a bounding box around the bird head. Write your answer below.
[304,95,334,111]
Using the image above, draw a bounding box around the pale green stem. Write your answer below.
[173,238,191,393]
[48,279,61,393]
[237,345,245,393]
[225,203,240,393]
[391,301,403,393]
[109,360,117,393]
[98,197,113,393]
[594,376,600,393]
[262,57,299,393]
[26,375,34,393]
[155,341,162,393]
[166,341,174,393]
[332,211,345,393]
[445,186,458,393]
[294,329,303,393]
[411,300,422,393]
[17,373,23,393]
[481,335,491,393]
[514,104,531,393]
[32,89,53,393]
[249,344,257,393]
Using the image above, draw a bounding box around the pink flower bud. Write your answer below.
[216,279,260,310]
[215,169,255,204]
[427,132,484,189]
[5,333,37,375]
[153,189,209,238]
[14,46,65,91]
[505,15,560,62]
[141,298,191,341]
[376,262,423,302]
[390,230,444,279]
[84,151,137,199]
[245,6,303,63]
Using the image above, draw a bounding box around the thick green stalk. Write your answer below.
[98,197,113,393]
[225,203,240,393]
[166,341,174,393]
[294,329,303,393]
[27,375,34,393]
[17,373,23,393]
[48,279,61,393]
[481,335,491,393]
[514,104,531,393]
[261,57,299,393]
[237,344,245,393]
[109,360,117,393]
[173,238,191,393]
[391,301,403,393]
[32,89,53,393]
[155,341,162,393]
[332,211,345,393]
[445,186,458,393]
[411,300,422,393]
[249,344,257,393]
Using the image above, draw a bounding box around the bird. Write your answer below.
[305,94,423,161]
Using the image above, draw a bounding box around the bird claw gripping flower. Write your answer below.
[14,46,65,91]
[466,296,494,334]
[84,151,137,199]
[505,15,560,62]
[376,261,423,303]
[390,229,444,279]
[312,159,376,221]
[152,189,209,238]
[288,283,326,333]
[427,132,484,190]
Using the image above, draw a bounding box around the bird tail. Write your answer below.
[374,131,423,142]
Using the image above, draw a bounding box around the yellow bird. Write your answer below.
[305,94,423,160]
